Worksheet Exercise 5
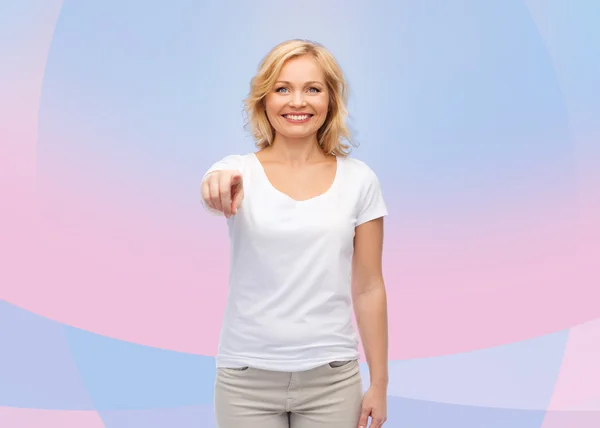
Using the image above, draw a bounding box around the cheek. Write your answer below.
[265,94,283,111]
[314,96,330,115]
[264,102,282,123]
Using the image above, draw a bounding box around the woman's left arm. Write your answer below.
[352,217,388,428]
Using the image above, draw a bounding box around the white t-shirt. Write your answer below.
[202,152,387,372]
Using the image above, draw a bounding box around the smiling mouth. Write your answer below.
[282,114,313,122]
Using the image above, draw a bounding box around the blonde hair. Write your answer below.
[244,39,355,157]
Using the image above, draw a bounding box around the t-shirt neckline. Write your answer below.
[251,152,341,203]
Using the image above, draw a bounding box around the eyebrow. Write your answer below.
[275,80,325,86]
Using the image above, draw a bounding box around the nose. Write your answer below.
[288,91,307,107]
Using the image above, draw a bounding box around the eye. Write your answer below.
[308,87,321,93]
[275,87,289,93]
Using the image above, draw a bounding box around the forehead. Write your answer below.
[277,55,325,83]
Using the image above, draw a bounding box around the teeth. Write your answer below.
[285,114,309,121]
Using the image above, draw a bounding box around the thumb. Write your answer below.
[358,406,370,428]
[230,171,243,186]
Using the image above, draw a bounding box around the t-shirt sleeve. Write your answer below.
[356,167,388,226]
[201,154,244,216]
[202,154,244,181]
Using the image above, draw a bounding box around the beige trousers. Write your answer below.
[214,359,363,428]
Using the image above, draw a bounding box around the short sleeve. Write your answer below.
[356,167,388,226]
[201,154,244,216]
[202,154,244,181]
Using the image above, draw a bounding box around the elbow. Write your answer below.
[352,275,386,299]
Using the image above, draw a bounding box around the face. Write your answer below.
[264,55,330,143]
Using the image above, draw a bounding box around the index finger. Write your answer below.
[358,408,370,428]
[219,173,233,217]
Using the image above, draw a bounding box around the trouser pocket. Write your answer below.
[328,360,352,368]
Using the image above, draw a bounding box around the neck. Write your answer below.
[267,135,326,165]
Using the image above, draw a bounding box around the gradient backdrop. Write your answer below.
[1,1,599,427]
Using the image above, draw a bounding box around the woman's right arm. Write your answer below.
[200,155,244,218]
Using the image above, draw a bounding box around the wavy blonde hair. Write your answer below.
[244,39,355,157]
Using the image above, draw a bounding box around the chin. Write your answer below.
[283,131,317,140]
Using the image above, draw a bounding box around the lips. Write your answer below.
[282,113,313,122]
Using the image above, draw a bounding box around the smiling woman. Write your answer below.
[263,56,330,147]
[200,40,389,428]
[244,39,353,157]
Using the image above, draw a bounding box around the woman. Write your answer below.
[201,39,388,428]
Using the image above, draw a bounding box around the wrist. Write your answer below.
[370,378,389,389]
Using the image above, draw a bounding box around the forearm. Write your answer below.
[353,282,389,388]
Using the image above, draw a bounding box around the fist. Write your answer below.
[201,170,244,218]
